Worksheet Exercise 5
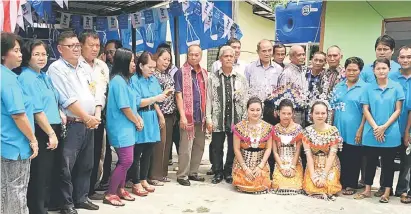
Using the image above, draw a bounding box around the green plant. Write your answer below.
[269,0,300,10]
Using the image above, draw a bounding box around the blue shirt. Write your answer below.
[360,80,405,147]
[18,67,61,124]
[131,74,162,144]
[1,65,35,160]
[389,69,411,136]
[106,75,139,148]
[359,60,401,83]
[331,79,367,145]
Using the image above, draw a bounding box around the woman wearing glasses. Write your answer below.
[18,39,62,214]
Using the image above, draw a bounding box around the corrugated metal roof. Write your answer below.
[54,0,163,16]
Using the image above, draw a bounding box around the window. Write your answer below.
[383,18,411,61]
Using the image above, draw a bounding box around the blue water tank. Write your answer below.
[275,0,323,44]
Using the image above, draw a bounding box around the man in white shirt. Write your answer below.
[78,30,110,201]
[211,38,247,77]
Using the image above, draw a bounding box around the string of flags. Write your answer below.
[1,0,242,54]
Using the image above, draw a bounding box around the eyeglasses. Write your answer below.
[32,53,49,58]
[60,44,81,50]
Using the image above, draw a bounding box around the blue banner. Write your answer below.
[121,9,167,53]
[143,10,155,24]
[96,17,106,31]
[29,0,52,21]
[71,15,82,34]
[118,14,129,30]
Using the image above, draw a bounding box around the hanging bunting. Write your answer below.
[107,16,118,31]
[22,2,34,26]
[63,0,68,7]
[168,1,183,17]
[49,11,57,24]
[118,14,129,30]
[17,0,26,31]
[222,14,233,39]
[83,16,93,30]
[229,23,243,39]
[60,12,71,29]
[143,9,154,25]
[157,7,169,23]
[96,17,106,31]
[71,15,81,29]
[55,0,64,8]
[201,1,213,22]
[131,12,144,28]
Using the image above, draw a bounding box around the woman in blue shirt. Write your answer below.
[104,48,143,206]
[18,40,61,214]
[355,58,405,203]
[330,57,367,196]
[1,32,38,214]
[129,51,169,196]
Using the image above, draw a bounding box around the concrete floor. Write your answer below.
[51,141,411,214]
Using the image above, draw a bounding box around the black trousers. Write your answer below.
[211,132,234,176]
[51,122,94,209]
[169,115,180,160]
[364,146,398,188]
[89,122,105,195]
[100,136,113,185]
[131,143,155,184]
[340,143,363,189]
[27,124,62,214]
[263,101,278,178]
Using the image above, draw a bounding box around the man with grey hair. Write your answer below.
[321,45,345,96]
[277,45,307,126]
[174,44,208,186]
[206,46,248,184]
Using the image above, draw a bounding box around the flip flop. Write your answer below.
[342,188,357,196]
[379,195,389,203]
[148,179,164,186]
[160,177,171,182]
[354,193,371,200]
[400,195,411,204]
[118,190,135,201]
[103,195,125,207]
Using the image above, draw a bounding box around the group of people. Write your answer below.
[1,28,411,214]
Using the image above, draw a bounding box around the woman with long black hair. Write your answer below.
[104,48,143,206]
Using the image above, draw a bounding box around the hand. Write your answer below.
[163,88,174,97]
[288,168,296,178]
[60,111,67,125]
[373,125,386,143]
[29,139,39,160]
[159,115,165,129]
[136,116,144,131]
[355,127,363,144]
[316,177,326,188]
[84,115,101,129]
[252,166,262,177]
[244,168,255,181]
[310,175,319,184]
[154,94,167,103]
[280,167,290,177]
[47,133,59,150]
[206,123,213,133]
[180,116,188,130]
[404,132,410,147]
[95,110,102,121]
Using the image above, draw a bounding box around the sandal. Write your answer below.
[148,179,164,186]
[342,188,357,196]
[160,177,171,182]
[400,195,411,204]
[354,193,371,200]
[374,189,384,197]
[103,195,125,207]
[142,184,155,193]
[379,195,389,203]
[131,186,149,197]
[118,190,135,201]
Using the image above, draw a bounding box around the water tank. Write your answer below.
[275,0,323,44]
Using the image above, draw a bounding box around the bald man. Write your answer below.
[277,45,307,126]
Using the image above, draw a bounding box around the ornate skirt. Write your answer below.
[272,160,303,195]
[302,154,342,195]
[232,150,271,193]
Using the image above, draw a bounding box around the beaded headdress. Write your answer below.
[267,83,309,110]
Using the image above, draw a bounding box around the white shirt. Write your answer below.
[211,59,247,78]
